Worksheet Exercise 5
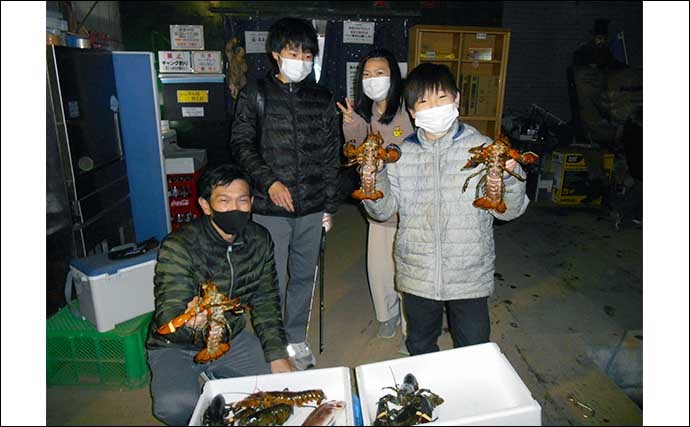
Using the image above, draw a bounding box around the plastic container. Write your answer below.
[189,367,354,426]
[69,249,157,332]
[47,305,152,389]
[355,342,541,426]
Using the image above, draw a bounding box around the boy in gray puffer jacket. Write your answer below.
[363,63,530,355]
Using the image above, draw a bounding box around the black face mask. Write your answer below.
[210,209,251,235]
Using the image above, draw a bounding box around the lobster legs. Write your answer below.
[461,134,539,213]
[157,283,250,364]
[343,132,401,201]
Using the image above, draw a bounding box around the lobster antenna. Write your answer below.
[389,366,398,389]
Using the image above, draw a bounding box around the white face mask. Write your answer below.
[278,57,313,83]
[414,103,459,135]
[362,76,391,101]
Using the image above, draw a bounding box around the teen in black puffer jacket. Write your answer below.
[231,72,341,217]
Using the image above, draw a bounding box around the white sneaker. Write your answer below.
[287,342,316,371]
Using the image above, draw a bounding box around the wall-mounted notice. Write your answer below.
[346,62,359,104]
[181,107,205,117]
[343,21,375,44]
[245,31,269,54]
[158,51,192,73]
[170,25,204,50]
[192,51,222,73]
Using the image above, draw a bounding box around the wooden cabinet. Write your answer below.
[408,25,511,139]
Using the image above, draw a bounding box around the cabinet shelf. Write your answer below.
[460,60,502,64]
[419,58,460,63]
[409,25,511,140]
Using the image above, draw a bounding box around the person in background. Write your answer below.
[146,165,294,426]
[230,17,340,370]
[336,48,413,354]
[363,63,530,356]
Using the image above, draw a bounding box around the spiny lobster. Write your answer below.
[157,281,250,364]
[462,133,539,213]
[343,131,401,201]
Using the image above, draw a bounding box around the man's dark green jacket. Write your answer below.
[146,215,288,362]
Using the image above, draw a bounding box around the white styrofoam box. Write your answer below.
[189,367,354,426]
[355,342,541,426]
[70,250,157,332]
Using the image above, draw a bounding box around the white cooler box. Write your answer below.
[189,367,354,426]
[68,249,158,332]
[355,342,542,426]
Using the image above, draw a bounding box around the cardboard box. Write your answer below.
[69,250,157,332]
[189,367,355,426]
[355,343,541,426]
[551,151,614,205]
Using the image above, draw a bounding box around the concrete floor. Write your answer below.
[47,200,643,426]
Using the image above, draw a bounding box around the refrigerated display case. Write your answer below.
[47,45,135,257]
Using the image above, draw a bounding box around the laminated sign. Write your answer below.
[346,62,359,104]
[192,51,222,73]
[170,25,204,50]
[245,31,269,54]
[177,90,208,103]
[159,51,192,73]
[343,21,375,44]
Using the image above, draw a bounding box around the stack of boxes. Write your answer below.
[162,129,208,230]
[551,151,614,205]
[167,168,205,230]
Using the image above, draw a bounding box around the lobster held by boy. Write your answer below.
[343,131,401,201]
[462,134,538,213]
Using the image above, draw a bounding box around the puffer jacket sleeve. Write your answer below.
[151,236,198,344]
[248,234,289,362]
[230,83,279,194]
[362,165,399,222]
[322,93,341,214]
[491,163,530,221]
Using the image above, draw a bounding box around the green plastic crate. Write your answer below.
[47,303,153,389]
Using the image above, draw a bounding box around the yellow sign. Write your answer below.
[177,90,208,103]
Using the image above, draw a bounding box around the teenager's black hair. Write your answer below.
[403,63,459,110]
[353,48,404,125]
[198,164,252,201]
[266,17,318,72]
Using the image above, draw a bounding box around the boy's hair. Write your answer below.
[198,164,253,201]
[354,48,404,126]
[403,63,459,110]
[266,17,319,56]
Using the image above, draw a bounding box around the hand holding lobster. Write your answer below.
[157,282,250,363]
[343,131,401,201]
[462,134,538,213]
